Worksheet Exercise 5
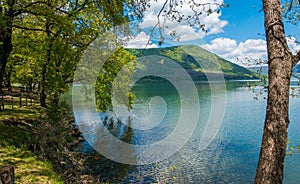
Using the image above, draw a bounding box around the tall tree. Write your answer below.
[255,0,300,183]
[95,48,136,112]
[1,0,148,106]
[0,0,15,94]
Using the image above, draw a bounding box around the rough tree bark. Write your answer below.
[255,0,300,183]
[0,0,15,94]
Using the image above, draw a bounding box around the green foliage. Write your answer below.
[0,124,33,148]
[127,45,260,81]
[39,100,74,148]
[95,48,136,112]
[2,0,147,106]
[286,139,300,155]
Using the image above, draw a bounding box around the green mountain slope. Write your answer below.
[127,45,259,81]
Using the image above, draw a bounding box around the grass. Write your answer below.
[0,96,41,121]
[0,95,64,184]
[0,123,63,183]
[0,146,63,184]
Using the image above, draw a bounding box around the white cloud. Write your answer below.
[201,37,300,66]
[287,37,300,54]
[125,32,158,48]
[132,0,227,46]
[201,38,267,66]
[202,12,228,35]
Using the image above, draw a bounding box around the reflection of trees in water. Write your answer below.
[84,116,177,183]
[120,117,134,144]
[102,116,134,144]
[84,116,135,182]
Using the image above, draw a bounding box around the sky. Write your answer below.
[126,0,300,66]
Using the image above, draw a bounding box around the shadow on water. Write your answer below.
[81,116,172,183]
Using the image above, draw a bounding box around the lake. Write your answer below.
[74,81,300,183]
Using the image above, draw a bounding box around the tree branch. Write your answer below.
[13,9,48,17]
[13,24,55,35]
[293,51,300,67]
[14,2,72,17]
[55,7,72,16]
[23,1,47,9]
[72,0,94,14]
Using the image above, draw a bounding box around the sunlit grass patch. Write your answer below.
[0,146,63,184]
[0,121,63,184]
[0,97,41,121]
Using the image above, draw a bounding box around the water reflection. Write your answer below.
[82,116,178,183]
[83,116,137,182]
[75,81,300,183]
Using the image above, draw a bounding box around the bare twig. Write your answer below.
[142,0,224,48]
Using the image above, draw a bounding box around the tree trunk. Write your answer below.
[40,64,47,107]
[39,14,53,108]
[255,0,294,183]
[52,91,60,106]
[0,0,15,94]
[4,66,13,92]
[26,77,33,93]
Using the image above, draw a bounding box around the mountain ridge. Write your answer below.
[127,45,260,81]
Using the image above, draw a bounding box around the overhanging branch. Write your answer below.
[13,24,54,35]
[23,1,47,9]
[293,51,300,67]
[13,9,47,17]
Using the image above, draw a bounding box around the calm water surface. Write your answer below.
[75,81,300,183]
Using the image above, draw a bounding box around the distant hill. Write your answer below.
[293,63,300,74]
[247,63,300,77]
[127,45,260,81]
[247,65,269,75]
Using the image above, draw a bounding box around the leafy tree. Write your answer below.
[0,0,147,107]
[95,48,136,112]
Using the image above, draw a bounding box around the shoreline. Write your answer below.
[0,110,102,183]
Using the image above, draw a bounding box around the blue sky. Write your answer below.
[210,0,299,42]
[208,0,265,42]
[126,0,300,65]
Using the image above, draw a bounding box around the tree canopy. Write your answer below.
[0,0,147,108]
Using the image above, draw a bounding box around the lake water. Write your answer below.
[74,81,300,183]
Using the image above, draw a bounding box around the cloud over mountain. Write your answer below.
[201,37,300,66]
[126,0,227,48]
